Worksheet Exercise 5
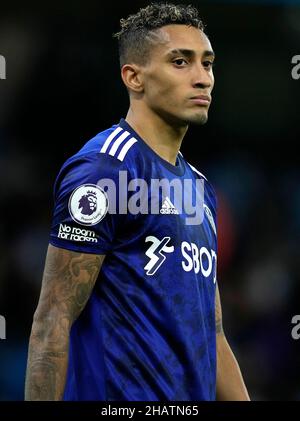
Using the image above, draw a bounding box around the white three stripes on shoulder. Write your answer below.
[100,126,137,162]
[108,130,130,156]
[100,126,123,154]
[117,137,137,161]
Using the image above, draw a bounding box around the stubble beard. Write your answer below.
[184,110,208,126]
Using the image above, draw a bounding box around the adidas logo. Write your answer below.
[160,196,179,215]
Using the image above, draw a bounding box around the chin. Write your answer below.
[186,112,208,126]
[163,110,208,127]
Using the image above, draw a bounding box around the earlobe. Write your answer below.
[121,64,144,93]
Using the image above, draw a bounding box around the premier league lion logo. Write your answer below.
[78,190,97,216]
[69,184,108,226]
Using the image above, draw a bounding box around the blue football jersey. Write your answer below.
[49,118,218,401]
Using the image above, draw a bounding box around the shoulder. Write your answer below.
[179,151,206,180]
[97,125,138,162]
[180,151,212,188]
[66,123,138,167]
[54,123,140,193]
[181,152,218,213]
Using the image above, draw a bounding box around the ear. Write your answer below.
[121,64,144,93]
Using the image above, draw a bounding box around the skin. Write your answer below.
[123,24,250,400]
[215,283,250,400]
[122,24,215,165]
[25,23,249,401]
[25,245,104,400]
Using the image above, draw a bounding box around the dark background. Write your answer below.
[0,0,300,400]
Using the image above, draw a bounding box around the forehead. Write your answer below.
[148,24,213,57]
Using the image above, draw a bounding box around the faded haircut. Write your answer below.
[113,2,205,67]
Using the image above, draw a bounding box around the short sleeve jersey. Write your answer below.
[50,118,218,401]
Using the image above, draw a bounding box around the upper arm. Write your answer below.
[215,283,224,336]
[34,244,104,329]
[50,153,127,256]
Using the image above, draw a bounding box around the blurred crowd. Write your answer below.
[1,0,300,400]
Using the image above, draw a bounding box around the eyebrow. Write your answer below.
[167,48,215,59]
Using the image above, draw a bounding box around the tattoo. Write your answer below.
[25,245,104,400]
[215,284,224,336]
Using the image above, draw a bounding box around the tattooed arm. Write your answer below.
[215,283,250,401]
[25,244,104,400]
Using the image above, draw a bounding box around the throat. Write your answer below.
[125,113,187,166]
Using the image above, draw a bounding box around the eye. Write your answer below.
[203,60,215,69]
[173,58,188,67]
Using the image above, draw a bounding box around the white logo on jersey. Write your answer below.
[160,196,179,215]
[68,184,109,226]
[58,224,98,243]
[144,236,174,275]
[204,204,217,236]
[181,241,217,283]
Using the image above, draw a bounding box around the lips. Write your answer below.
[190,95,211,105]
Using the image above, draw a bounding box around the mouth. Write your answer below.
[189,95,211,106]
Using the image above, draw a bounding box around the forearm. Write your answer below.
[25,318,70,400]
[216,335,250,401]
[24,246,103,400]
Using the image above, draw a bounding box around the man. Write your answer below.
[25,3,250,401]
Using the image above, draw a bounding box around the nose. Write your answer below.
[192,63,214,90]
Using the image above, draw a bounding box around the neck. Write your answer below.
[125,104,188,166]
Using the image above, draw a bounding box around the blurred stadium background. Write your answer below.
[1,0,300,400]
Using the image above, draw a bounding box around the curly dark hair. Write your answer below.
[113,2,205,67]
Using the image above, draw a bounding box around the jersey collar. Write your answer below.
[119,118,185,176]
